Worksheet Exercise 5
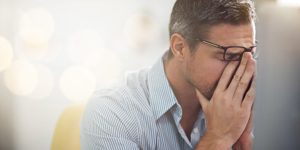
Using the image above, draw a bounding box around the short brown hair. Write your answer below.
[168,0,256,57]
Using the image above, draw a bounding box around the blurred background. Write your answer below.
[0,0,299,150]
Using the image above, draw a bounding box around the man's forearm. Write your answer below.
[195,133,253,150]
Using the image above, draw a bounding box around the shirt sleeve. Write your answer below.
[80,96,140,150]
[81,136,140,150]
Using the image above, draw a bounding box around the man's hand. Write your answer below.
[195,53,256,150]
[232,110,254,150]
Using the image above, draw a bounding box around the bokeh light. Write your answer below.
[3,60,38,96]
[19,8,55,56]
[27,64,54,99]
[0,36,14,72]
[59,66,96,102]
[123,13,160,50]
[66,30,122,88]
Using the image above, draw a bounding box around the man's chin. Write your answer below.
[192,81,217,100]
[202,90,213,100]
[201,85,217,100]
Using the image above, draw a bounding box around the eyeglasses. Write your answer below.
[196,38,258,61]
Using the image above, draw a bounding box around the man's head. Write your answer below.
[168,0,256,57]
[166,0,256,99]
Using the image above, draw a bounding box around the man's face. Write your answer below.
[183,23,256,99]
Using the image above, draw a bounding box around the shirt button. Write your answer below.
[193,127,199,134]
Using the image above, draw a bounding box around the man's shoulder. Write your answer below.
[81,68,155,139]
[85,67,153,118]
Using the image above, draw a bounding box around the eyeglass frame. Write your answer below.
[195,38,258,61]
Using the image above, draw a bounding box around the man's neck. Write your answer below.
[163,57,201,115]
[163,57,202,138]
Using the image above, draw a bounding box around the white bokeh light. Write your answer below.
[59,66,96,102]
[19,8,55,52]
[123,13,160,50]
[27,64,54,99]
[0,36,14,72]
[3,60,38,96]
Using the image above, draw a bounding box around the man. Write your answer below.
[81,0,257,149]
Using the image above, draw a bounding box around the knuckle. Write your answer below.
[246,93,253,99]
[238,81,248,88]
[246,88,256,99]
[234,74,241,81]
[252,80,257,87]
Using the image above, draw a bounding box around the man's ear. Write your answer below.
[170,33,189,61]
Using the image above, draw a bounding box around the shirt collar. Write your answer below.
[147,53,178,120]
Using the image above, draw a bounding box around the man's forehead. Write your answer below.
[206,23,256,46]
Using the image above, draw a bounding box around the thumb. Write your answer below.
[195,88,209,112]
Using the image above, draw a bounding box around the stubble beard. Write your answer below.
[200,83,217,100]
[192,79,218,100]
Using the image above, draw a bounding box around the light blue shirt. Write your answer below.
[81,55,206,150]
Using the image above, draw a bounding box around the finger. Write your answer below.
[215,61,239,92]
[233,59,256,102]
[227,53,251,96]
[249,111,255,139]
[195,89,209,112]
[250,73,257,111]
[245,110,254,133]
[242,73,256,111]
[248,111,254,127]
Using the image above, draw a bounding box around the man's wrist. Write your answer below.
[233,134,253,150]
[233,141,252,150]
[196,133,233,150]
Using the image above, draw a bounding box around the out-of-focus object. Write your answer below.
[26,64,54,99]
[3,59,38,96]
[51,104,85,150]
[19,8,54,46]
[254,2,300,150]
[123,13,160,50]
[18,8,55,59]
[0,36,14,72]
[59,66,96,102]
[66,30,122,88]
